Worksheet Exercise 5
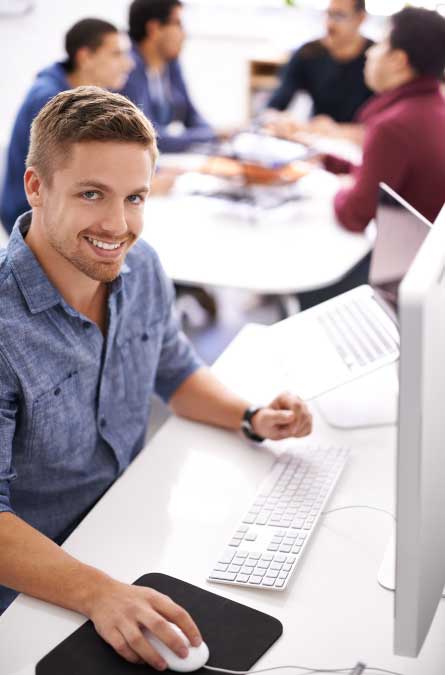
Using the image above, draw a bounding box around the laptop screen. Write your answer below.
[369,184,432,310]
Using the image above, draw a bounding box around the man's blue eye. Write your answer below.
[128,195,143,204]
[83,191,99,200]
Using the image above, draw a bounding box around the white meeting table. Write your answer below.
[1,324,445,675]
[142,168,372,296]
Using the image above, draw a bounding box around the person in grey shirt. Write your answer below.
[0,86,312,668]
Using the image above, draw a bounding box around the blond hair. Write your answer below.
[26,86,158,181]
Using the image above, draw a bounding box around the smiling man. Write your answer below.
[0,87,312,668]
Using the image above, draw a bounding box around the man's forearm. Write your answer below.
[0,512,114,616]
[169,367,249,431]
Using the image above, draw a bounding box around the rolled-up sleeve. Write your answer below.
[0,351,19,515]
[154,273,204,403]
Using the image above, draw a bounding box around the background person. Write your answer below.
[298,7,445,311]
[0,18,133,234]
[122,0,215,153]
[265,0,372,143]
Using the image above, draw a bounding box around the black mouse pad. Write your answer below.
[36,572,283,675]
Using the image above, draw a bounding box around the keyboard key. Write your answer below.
[242,565,255,575]
[219,550,235,564]
[270,561,283,570]
[262,577,276,586]
[256,514,270,525]
[275,579,286,588]
[249,576,263,585]
[265,569,278,579]
[262,554,274,561]
[246,558,259,567]
[267,544,279,552]
[236,573,250,583]
[229,564,242,573]
[210,572,237,581]
[257,560,270,569]
[236,550,249,558]
[213,563,228,572]
[244,532,257,542]
[275,554,287,563]
[242,515,256,524]
[233,557,247,566]
[254,567,266,577]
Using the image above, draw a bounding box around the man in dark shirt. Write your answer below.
[266,0,372,142]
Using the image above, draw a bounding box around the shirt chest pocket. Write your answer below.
[117,321,164,410]
[29,372,86,464]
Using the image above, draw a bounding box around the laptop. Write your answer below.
[268,182,432,401]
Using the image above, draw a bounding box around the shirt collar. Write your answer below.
[358,76,441,124]
[7,212,131,315]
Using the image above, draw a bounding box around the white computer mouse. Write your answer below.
[142,621,210,672]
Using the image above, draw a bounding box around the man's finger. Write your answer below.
[151,593,202,647]
[108,627,150,666]
[120,621,168,669]
[267,409,295,426]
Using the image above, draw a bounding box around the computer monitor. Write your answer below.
[394,201,445,656]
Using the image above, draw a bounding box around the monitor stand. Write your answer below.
[315,363,399,429]
[378,534,445,597]
[378,533,396,591]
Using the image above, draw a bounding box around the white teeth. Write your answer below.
[86,237,121,250]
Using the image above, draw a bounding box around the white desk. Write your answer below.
[1,325,445,675]
[142,169,372,295]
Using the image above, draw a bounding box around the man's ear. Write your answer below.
[145,19,161,40]
[24,167,45,208]
[392,48,411,74]
[72,46,92,71]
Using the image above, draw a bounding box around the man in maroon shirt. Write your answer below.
[329,6,445,231]
[299,7,445,309]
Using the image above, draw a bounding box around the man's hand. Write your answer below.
[88,579,202,668]
[252,392,313,441]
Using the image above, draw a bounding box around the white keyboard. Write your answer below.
[208,444,349,591]
[318,297,399,371]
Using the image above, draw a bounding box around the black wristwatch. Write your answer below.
[241,406,265,443]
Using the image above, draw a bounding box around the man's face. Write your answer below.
[364,37,395,92]
[83,32,133,90]
[156,6,185,62]
[325,0,364,47]
[34,142,153,283]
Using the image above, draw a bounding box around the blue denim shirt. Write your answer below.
[0,214,203,611]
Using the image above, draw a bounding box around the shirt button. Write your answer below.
[100,417,107,429]
[141,333,149,342]
[83,322,91,330]
[54,387,61,396]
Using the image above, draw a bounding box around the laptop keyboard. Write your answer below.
[318,297,399,370]
[208,444,349,590]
